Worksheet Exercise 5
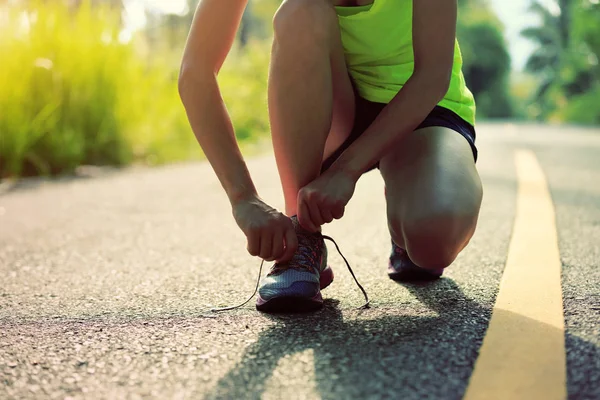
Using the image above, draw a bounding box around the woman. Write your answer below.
[178,0,483,312]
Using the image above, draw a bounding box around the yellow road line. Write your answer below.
[463,149,566,400]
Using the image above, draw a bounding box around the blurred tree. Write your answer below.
[457,0,514,118]
[520,0,566,114]
[561,0,600,124]
[522,0,600,123]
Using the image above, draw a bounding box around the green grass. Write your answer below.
[0,1,272,178]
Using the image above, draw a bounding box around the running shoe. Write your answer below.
[256,216,334,312]
[387,240,443,281]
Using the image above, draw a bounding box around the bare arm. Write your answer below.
[179,0,254,205]
[331,0,457,178]
[178,0,297,262]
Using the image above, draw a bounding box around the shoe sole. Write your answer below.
[256,266,334,313]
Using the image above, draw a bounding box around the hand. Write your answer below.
[297,168,357,232]
[232,195,298,262]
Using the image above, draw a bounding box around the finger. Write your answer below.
[298,194,318,232]
[320,202,334,224]
[307,197,325,228]
[247,228,260,257]
[258,229,273,260]
[332,204,345,220]
[270,228,284,262]
[280,225,298,263]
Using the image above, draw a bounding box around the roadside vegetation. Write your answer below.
[0,0,598,178]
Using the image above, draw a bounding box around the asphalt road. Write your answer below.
[1,123,598,399]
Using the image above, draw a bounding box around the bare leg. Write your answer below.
[269,0,355,216]
[380,127,483,270]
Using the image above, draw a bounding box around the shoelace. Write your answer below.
[270,229,321,275]
[210,235,370,312]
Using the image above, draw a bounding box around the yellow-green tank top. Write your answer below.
[335,0,476,125]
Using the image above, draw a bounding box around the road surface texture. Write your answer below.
[1,123,598,399]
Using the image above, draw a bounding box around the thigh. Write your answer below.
[379,126,483,243]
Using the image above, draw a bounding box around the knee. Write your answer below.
[273,0,334,44]
[390,213,476,270]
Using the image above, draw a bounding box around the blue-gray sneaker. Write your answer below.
[256,216,334,312]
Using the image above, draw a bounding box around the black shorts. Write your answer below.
[321,96,478,174]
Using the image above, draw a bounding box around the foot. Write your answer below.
[387,240,443,282]
[256,216,334,312]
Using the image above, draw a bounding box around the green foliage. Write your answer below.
[15,0,589,177]
[0,0,281,178]
[559,0,600,124]
[508,71,539,120]
[557,85,600,124]
[457,3,514,119]
[0,1,200,178]
[1,2,123,176]
[522,0,600,124]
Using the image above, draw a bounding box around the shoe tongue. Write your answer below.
[290,215,319,236]
[267,216,321,274]
[289,215,323,259]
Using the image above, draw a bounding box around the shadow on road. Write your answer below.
[205,278,599,400]
[206,278,490,400]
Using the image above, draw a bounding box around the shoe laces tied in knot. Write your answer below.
[210,216,370,312]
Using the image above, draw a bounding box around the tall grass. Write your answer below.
[0,1,272,178]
